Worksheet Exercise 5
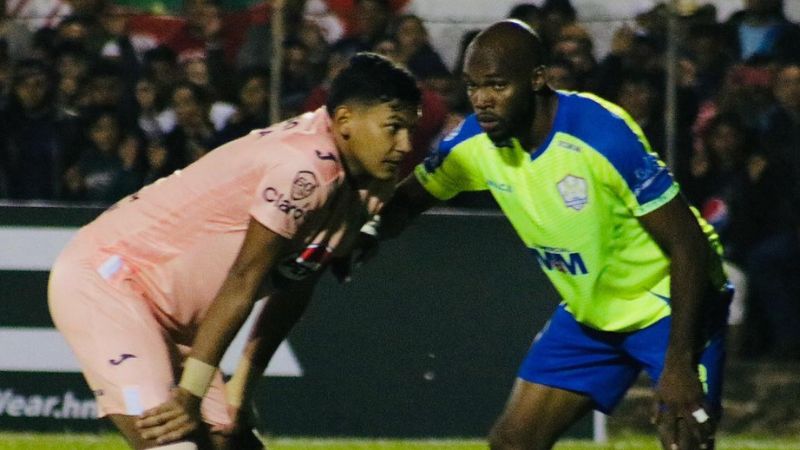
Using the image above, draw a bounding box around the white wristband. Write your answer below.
[179,357,216,398]
[360,215,381,237]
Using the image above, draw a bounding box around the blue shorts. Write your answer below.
[518,291,730,414]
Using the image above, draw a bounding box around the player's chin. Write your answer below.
[486,129,511,145]
[371,163,400,180]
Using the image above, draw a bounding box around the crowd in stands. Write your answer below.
[1,0,799,358]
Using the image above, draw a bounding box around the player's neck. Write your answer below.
[522,90,558,153]
[334,133,371,189]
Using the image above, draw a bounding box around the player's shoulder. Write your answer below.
[421,114,485,174]
[556,91,643,151]
[438,113,484,153]
[253,110,343,182]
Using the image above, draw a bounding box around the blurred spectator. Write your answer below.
[79,59,137,128]
[142,46,181,103]
[592,25,663,98]
[507,3,543,37]
[217,67,270,142]
[764,60,800,147]
[684,113,762,258]
[388,14,449,85]
[296,17,332,83]
[551,37,595,91]
[616,72,666,159]
[302,46,349,113]
[181,54,235,105]
[330,0,393,58]
[740,76,800,359]
[53,42,92,115]
[724,0,800,62]
[66,0,107,17]
[281,39,314,116]
[97,4,156,94]
[679,23,733,103]
[0,0,34,62]
[54,14,105,56]
[163,82,219,168]
[162,0,224,62]
[236,0,308,69]
[546,57,578,91]
[693,63,776,150]
[0,59,78,200]
[683,114,764,357]
[134,76,168,141]
[634,2,669,46]
[63,107,142,202]
[539,0,577,53]
[142,139,173,185]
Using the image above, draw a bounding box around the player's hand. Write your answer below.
[136,387,202,445]
[209,402,250,436]
[329,232,380,283]
[210,404,266,449]
[652,364,714,449]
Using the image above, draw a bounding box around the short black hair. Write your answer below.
[326,52,421,113]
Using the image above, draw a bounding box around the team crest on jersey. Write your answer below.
[557,175,588,210]
[291,171,319,200]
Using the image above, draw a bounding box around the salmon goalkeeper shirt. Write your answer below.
[415,91,726,332]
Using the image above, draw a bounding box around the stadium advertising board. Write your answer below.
[0,204,591,438]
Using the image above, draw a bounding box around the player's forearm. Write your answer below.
[227,283,315,406]
[665,236,710,366]
[190,268,266,367]
[378,174,438,239]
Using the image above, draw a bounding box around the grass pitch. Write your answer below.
[1,433,799,449]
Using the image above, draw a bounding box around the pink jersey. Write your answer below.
[76,108,391,340]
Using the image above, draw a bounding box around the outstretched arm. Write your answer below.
[137,217,287,443]
[375,173,440,239]
[338,174,439,275]
[639,194,716,448]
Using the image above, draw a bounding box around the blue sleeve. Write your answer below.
[423,114,483,173]
[414,114,487,200]
[570,97,675,207]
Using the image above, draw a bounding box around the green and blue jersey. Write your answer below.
[416,91,726,332]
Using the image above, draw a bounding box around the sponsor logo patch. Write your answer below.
[263,187,308,220]
[531,247,588,275]
[487,180,512,192]
[109,354,136,366]
[291,171,319,200]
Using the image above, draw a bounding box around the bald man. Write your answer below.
[369,20,731,450]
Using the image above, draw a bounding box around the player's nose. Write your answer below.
[470,87,495,110]
[394,129,412,154]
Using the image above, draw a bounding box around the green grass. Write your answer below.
[0,433,799,449]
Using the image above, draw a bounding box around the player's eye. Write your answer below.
[492,82,508,91]
[386,123,401,134]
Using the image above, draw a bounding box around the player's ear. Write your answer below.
[532,65,548,92]
[333,105,352,140]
